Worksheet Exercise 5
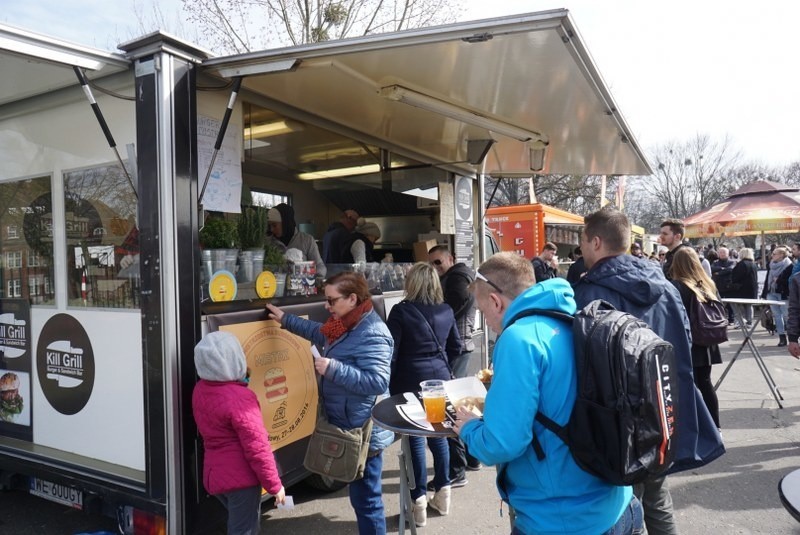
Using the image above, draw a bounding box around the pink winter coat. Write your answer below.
[192,379,283,496]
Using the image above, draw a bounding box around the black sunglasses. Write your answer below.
[475,271,503,294]
[431,259,443,266]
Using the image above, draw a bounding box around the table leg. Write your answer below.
[715,304,748,390]
[715,304,784,408]
[397,434,417,535]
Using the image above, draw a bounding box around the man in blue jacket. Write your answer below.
[455,252,642,535]
[573,208,725,535]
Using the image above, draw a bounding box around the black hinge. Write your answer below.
[463,32,493,43]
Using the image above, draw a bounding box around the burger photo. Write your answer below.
[263,367,288,404]
[0,372,23,421]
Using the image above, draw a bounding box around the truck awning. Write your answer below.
[0,24,129,109]
[203,10,651,179]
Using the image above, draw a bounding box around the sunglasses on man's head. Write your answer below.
[475,271,503,294]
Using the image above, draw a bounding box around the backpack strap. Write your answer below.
[505,308,574,461]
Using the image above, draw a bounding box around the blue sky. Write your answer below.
[4,0,799,167]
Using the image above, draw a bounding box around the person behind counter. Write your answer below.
[387,262,461,526]
[342,218,381,264]
[266,203,326,276]
[322,209,359,264]
[265,272,393,535]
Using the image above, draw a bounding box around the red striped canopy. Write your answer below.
[683,181,800,238]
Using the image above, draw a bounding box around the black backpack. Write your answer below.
[689,291,728,347]
[507,299,678,486]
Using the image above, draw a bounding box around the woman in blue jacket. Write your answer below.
[266,272,393,535]
[387,262,461,527]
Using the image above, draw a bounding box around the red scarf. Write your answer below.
[320,299,373,345]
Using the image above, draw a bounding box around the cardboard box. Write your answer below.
[413,239,438,261]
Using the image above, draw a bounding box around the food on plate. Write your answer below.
[263,367,288,403]
[452,396,485,417]
[476,368,494,383]
[0,372,23,421]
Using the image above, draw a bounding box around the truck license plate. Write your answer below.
[29,477,83,510]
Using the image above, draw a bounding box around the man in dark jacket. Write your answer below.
[711,247,737,323]
[787,271,800,359]
[659,218,687,280]
[428,245,480,484]
[566,246,586,285]
[531,241,559,282]
[321,209,359,264]
[574,208,725,535]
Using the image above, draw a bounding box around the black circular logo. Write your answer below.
[37,314,95,415]
[455,177,472,221]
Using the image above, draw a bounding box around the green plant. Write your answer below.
[263,242,287,269]
[199,217,239,249]
[238,206,267,249]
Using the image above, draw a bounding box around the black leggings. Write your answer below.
[694,364,720,428]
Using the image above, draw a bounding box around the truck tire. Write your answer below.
[304,474,347,492]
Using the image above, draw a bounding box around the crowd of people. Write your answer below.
[190,205,800,535]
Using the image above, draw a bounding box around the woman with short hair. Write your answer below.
[762,247,793,346]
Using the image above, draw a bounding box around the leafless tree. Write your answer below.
[484,174,617,216]
[641,134,741,220]
[173,0,463,54]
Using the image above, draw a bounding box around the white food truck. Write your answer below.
[0,10,649,534]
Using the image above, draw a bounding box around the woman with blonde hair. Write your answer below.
[386,262,461,527]
[670,247,723,429]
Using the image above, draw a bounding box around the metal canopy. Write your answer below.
[0,24,129,108]
[204,10,651,178]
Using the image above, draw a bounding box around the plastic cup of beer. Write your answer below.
[420,380,447,423]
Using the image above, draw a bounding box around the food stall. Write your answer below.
[0,9,650,533]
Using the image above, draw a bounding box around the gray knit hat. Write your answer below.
[356,219,381,239]
[194,331,247,382]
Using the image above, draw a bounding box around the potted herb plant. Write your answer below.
[199,217,239,279]
[237,206,268,282]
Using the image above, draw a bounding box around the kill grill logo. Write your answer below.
[37,314,95,415]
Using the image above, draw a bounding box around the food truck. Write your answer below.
[0,10,650,533]
[486,203,585,260]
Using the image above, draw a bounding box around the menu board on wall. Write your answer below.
[198,114,243,213]
[454,176,475,268]
[0,299,33,441]
[438,182,455,235]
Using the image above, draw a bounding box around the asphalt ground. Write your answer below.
[3,326,800,534]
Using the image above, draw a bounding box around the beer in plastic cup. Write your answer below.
[420,380,447,423]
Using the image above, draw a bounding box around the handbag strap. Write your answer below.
[405,302,453,377]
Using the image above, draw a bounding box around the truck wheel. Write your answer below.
[305,474,347,492]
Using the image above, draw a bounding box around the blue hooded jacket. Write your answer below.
[460,278,631,535]
[573,254,725,474]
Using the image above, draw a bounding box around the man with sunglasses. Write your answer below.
[427,245,480,485]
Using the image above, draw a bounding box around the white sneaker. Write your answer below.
[429,485,451,516]
[412,495,427,527]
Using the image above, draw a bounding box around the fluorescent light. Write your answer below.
[298,163,381,180]
[299,146,368,164]
[243,120,302,139]
[380,85,547,143]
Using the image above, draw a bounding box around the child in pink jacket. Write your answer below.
[192,331,285,534]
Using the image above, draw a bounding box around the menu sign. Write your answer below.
[0,299,32,441]
[454,176,474,268]
[208,312,319,451]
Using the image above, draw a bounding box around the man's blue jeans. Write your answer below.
[349,452,386,535]
[510,496,644,535]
